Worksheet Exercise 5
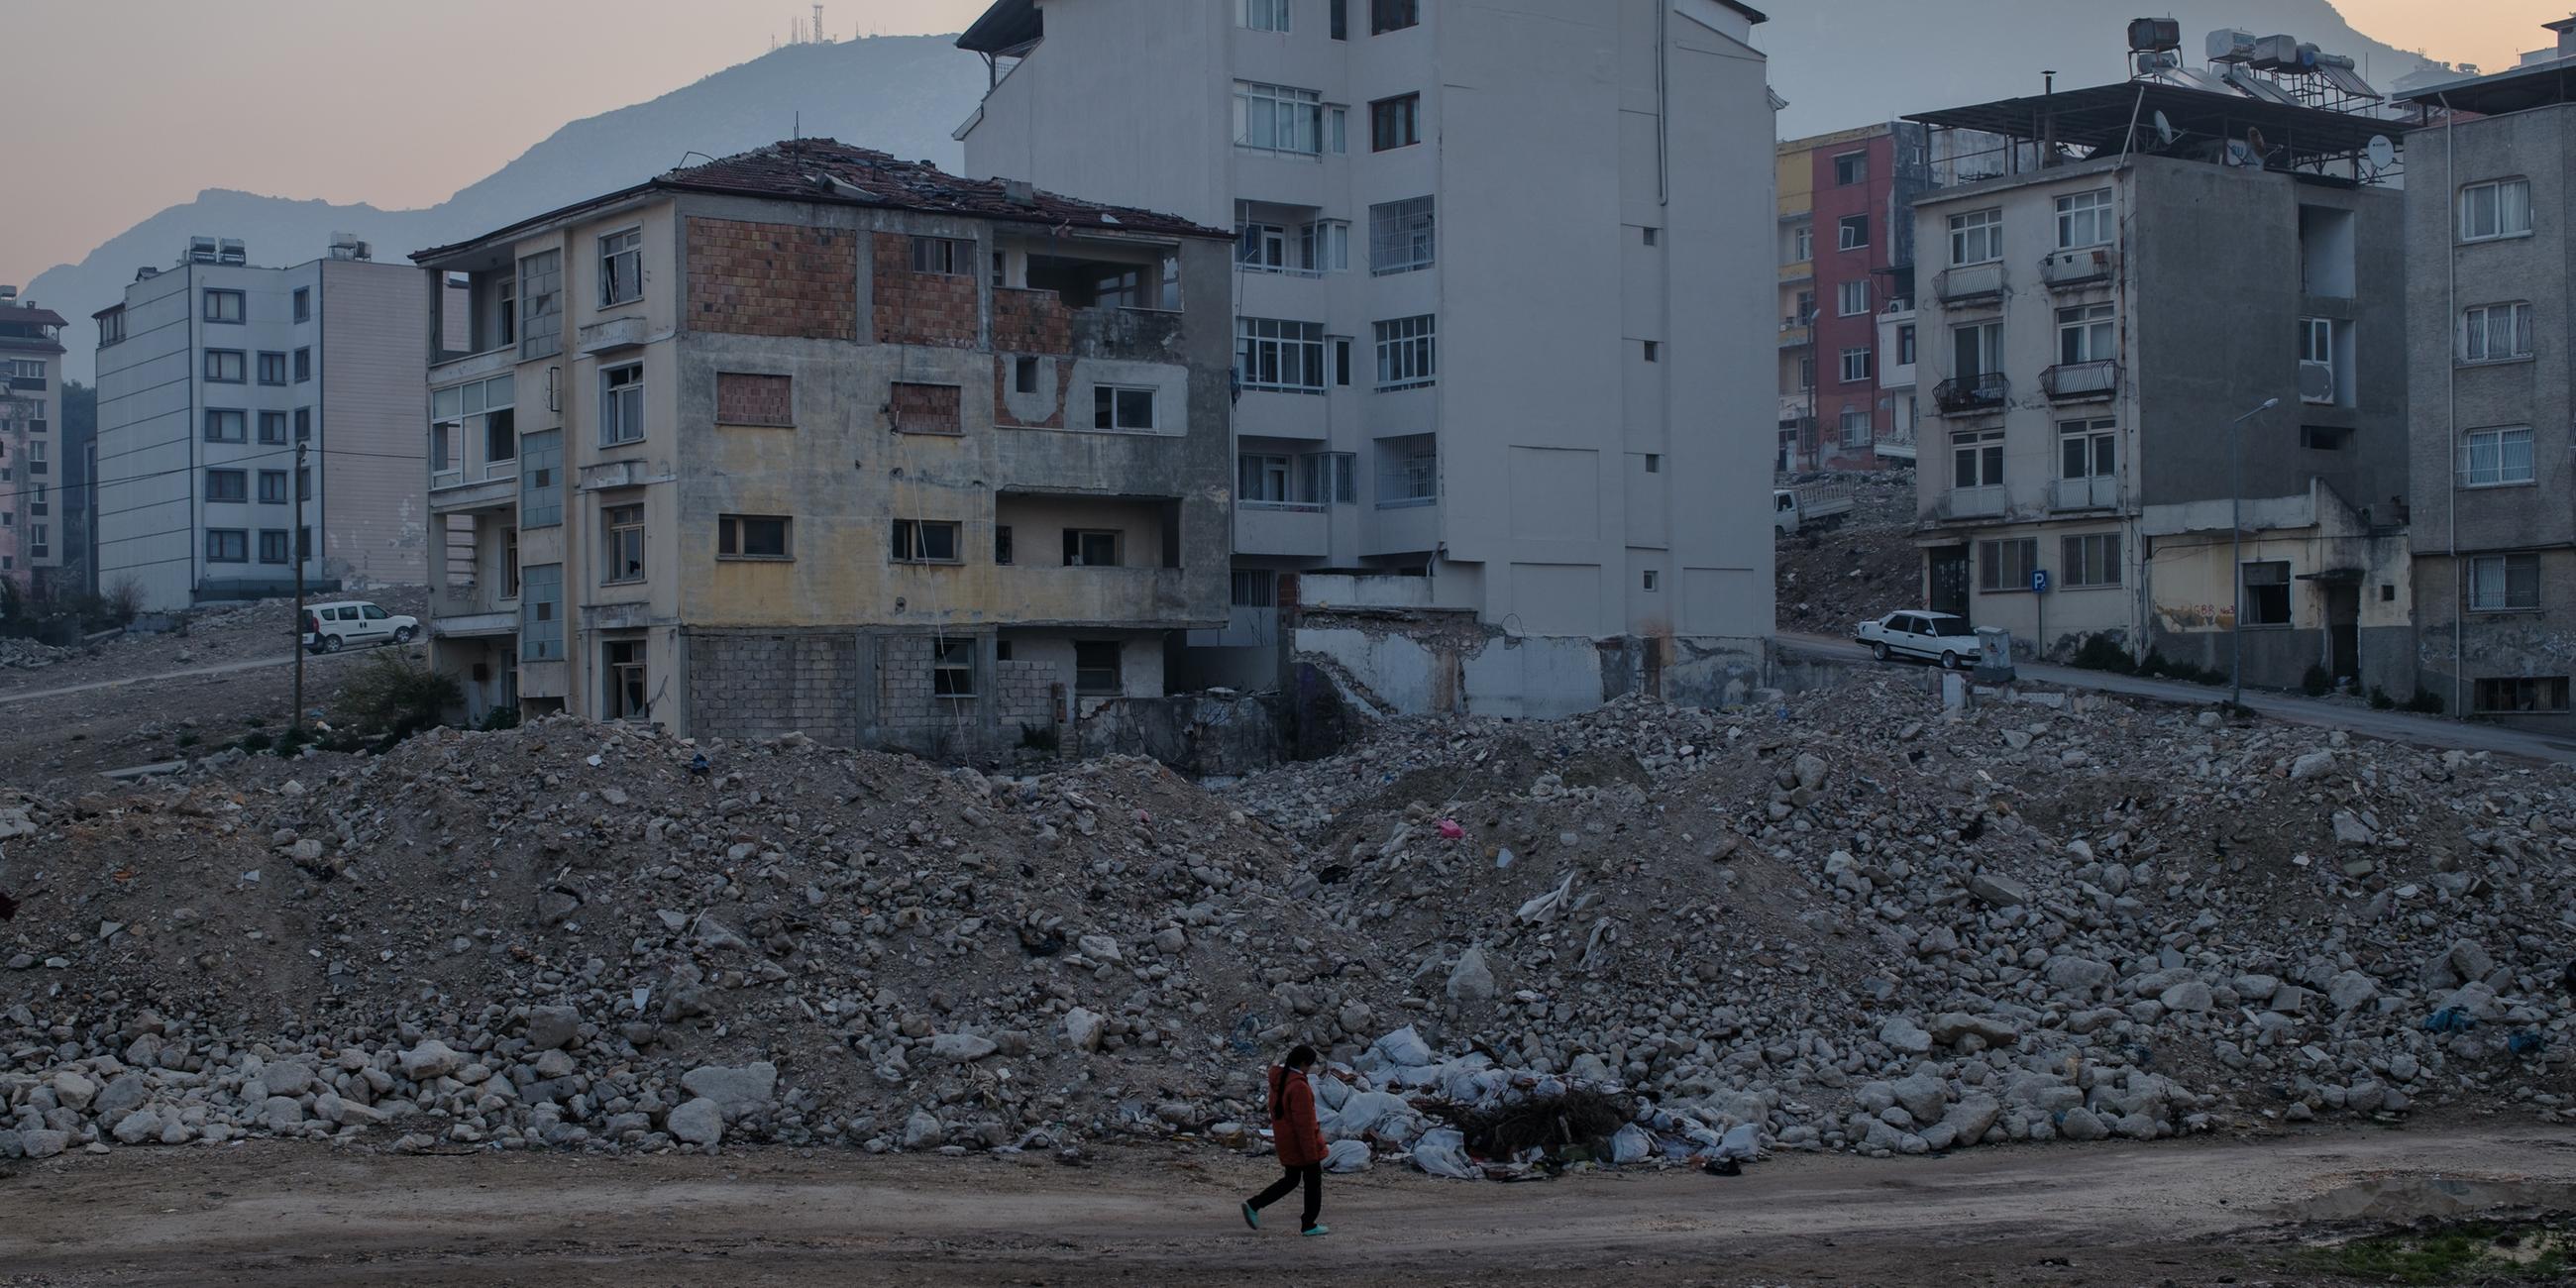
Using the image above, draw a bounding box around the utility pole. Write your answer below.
[292,438,307,727]
[2228,397,2281,707]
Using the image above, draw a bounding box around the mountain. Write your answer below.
[28,36,985,382]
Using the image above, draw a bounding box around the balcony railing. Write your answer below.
[431,457,521,492]
[1933,373,2009,415]
[2041,360,2119,401]
[1940,485,2007,519]
[2052,476,2119,511]
[1936,261,2007,304]
[2042,247,2116,290]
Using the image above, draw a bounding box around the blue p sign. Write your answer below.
[2031,570,2050,593]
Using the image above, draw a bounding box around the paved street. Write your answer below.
[1779,630,2576,765]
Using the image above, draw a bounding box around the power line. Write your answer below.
[0,443,424,507]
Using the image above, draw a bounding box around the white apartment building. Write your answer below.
[93,238,428,612]
[0,296,68,594]
[957,0,1778,715]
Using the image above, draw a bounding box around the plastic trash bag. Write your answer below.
[1609,1124,1654,1164]
[1371,1026,1436,1069]
[1323,1138,1373,1173]
[1411,1127,1477,1179]
[1327,1090,1413,1140]
[1715,1122,1764,1161]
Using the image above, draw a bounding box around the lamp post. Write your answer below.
[2229,396,2282,706]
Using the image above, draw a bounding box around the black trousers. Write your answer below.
[1249,1161,1323,1229]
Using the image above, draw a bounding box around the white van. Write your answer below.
[301,600,419,653]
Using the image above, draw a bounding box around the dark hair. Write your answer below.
[1271,1044,1319,1111]
[1285,1044,1318,1070]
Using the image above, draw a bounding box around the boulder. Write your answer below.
[1446,945,1496,1003]
[681,1061,779,1119]
[929,1033,998,1063]
[399,1040,466,1081]
[1064,1008,1107,1053]
[1968,872,2031,909]
[903,1110,944,1150]
[667,1098,724,1148]
[525,1006,582,1052]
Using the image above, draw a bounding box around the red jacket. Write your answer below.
[1269,1065,1328,1167]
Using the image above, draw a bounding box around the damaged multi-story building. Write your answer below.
[0,293,67,596]
[1907,27,2414,693]
[955,0,1778,717]
[411,141,1234,753]
[2401,18,2576,722]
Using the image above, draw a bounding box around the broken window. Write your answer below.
[1075,641,1123,696]
[1092,385,1157,431]
[2468,553,2540,611]
[1370,196,1435,274]
[602,503,645,584]
[1833,151,1868,186]
[891,519,960,563]
[995,525,1014,566]
[1837,213,1870,252]
[2239,561,2292,626]
[598,228,643,306]
[1370,93,1421,152]
[1014,357,1040,394]
[911,236,970,275]
[600,363,644,445]
[604,640,649,719]
[1977,538,2036,591]
[2474,676,2568,712]
[932,637,976,697]
[1063,529,1122,568]
[717,514,792,560]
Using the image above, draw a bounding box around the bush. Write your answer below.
[1019,722,1060,752]
[2404,690,2445,714]
[2070,635,2136,675]
[102,578,144,627]
[328,654,461,746]
[271,726,311,758]
[174,731,200,748]
[476,706,522,732]
[2302,665,2333,698]
[237,731,273,753]
[2369,686,2396,710]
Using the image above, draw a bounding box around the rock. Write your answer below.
[1878,1017,1934,1056]
[2290,749,2335,780]
[260,1096,304,1132]
[2448,939,2495,983]
[1890,1073,1949,1124]
[399,1040,466,1081]
[1076,934,1124,963]
[1446,944,1497,1003]
[1064,1008,1107,1053]
[2058,1107,2110,1141]
[258,1061,313,1098]
[93,1074,148,1118]
[1153,926,1188,955]
[1968,872,2031,909]
[1927,1013,2024,1048]
[681,1061,779,1119]
[929,1033,998,1063]
[1792,753,1829,791]
[2159,981,2214,1013]
[903,1110,944,1150]
[1942,1094,2002,1146]
[525,1006,581,1052]
[2045,956,2114,993]
[21,1128,68,1159]
[112,1110,164,1145]
[2332,811,2375,846]
[2327,971,2380,1015]
[52,1071,97,1112]
[667,1098,724,1148]
[315,1093,388,1127]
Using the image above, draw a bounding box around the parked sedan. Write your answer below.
[1854,610,1979,670]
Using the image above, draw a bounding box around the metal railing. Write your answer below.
[2041,247,2116,289]
[1932,373,2008,415]
[2051,476,2118,510]
[2041,360,2119,401]
[1936,261,2007,303]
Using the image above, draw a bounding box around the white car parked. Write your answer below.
[302,600,419,654]
[1854,610,1979,670]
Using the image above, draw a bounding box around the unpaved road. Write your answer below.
[6,1127,2574,1286]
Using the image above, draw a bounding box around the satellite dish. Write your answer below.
[2367,135,2396,169]
[2223,140,2254,167]
[2153,111,2177,145]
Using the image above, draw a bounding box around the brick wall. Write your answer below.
[687,629,859,745]
[891,381,963,434]
[688,219,858,341]
[873,233,980,348]
[992,286,1073,355]
[716,373,794,426]
[992,355,1073,429]
[995,659,1059,731]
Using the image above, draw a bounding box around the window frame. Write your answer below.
[1832,151,1869,186]
[931,636,977,698]
[890,519,962,565]
[1370,92,1422,152]
[2458,425,2535,488]
[204,349,247,383]
[204,468,249,504]
[1838,346,1874,383]
[716,514,793,561]
[1062,529,1124,568]
[259,530,292,565]
[2057,302,2116,366]
[1240,0,1291,32]
[257,351,288,385]
[1977,537,2038,592]
[1837,213,1870,252]
[2458,177,2533,243]
[910,236,970,275]
[204,528,250,564]
[1369,196,1436,275]
[1949,208,2003,265]
[2473,675,2570,713]
[1838,407,1872,447]
[203,289,245,324]
[1234,80,1327,156]
[2461,301,2534,365]
[1370,0,1420,33]
[1092,384,1159,431]
[1951,428,2004,489]
[2468,552,2542,612]
[601,502,647,585]
[1836,279,1871,317]
[1236,316,1329,393]
[291,287,311,323]
[293,348,311,383]
[1373,314,1437,390]
[2055,189,2114,249]
[2239,561,2294,627]
[597,227,645,306]
[202,408,247,443]
[599,362,645,446]
[2060,532,2122,588]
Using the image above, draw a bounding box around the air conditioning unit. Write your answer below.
[2299,360,2336,404]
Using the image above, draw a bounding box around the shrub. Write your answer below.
[328,654,461,747]
[2302,665,2333,698]
[2404,690,2445,715]
[174,731,200,748]
[2070,635,2135,675]
[2368,686,2396,710]
[271,726,311,758]
[476,706,522,732]
[237,731,273,753]
[1019,722,1060,752]
[102,578,144,627]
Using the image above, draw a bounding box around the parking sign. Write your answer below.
[2031,570,2050,593]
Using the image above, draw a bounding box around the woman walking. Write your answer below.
[1241,1044,1331,1236]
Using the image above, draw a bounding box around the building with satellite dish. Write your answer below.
[1900,17,2414,696]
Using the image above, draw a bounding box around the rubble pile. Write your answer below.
[1774,473,1919,633]
[5,677,2576,1172]
[0,637,76,671]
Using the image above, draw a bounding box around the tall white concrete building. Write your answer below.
[93,238,428,612]
[958,0,1777,715]
[0,296,68,596]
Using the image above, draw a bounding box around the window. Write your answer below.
[259,530,291,565]
[1642,570,1660,591]
[1331,0,1347,39]
[1952,429,2003,488]
[602,503,645,583]
[203,409,246,443]
[496,276,516,346]
[1237,217,1289,269]
[1333,336,1353,385]
[1068,640,1125,697]
[2055,189,2113,249]
[605,640,649,719]
[1642,226,1659,247]
[1014,357,1040,394]
[1837,280,1871,316]
[205,529,249,564]
[293,348,311,383]
[294,407,312,441]
[1792,225,1813,262]
[1233,569,1278,607]
[2458,178,2532,242]
[1833,152,1869,186]
[1953,320,2002,377]
[2462,302,2533,363]
[2060,418,2116,480]
[1896,324,1917,366]
[2057,302,2114,365]
[292,287,310,323]
[258,470,288,504]
[257,411,287,444]
[2475,676,2570,713]
[1978,538,2037,591]
[932,637,976,697]
[1300,220,1349,272]
[910,236,969,275]
[1643,454,1662,474]
[717,514,791,560]
[2470,553,2540,611]
[1237,317,1328,392]
[1240,454,1294,502]
[2062,533,2121,587]
[1370,197,1436,274]
[519,250,563,360]
[205,469,247,503]
[1950,208,2002,265]
[2238,561,2292,626]
[1642,340,1660,363]
[1838,214,1870,251]
[1371,0,1419,32]
[1797,355,1817,390]
[204,350,246,383]
[598,228,643,305]
[1234,80,1326,154]
[1378,434,1438,506]
[600,363,644,445]
[1063,529,1122,567]
[297,467,311,502]
[890,519,960,563]
[520,564,564,660]
[204,289,244,323]
[258,352,288,385]
[1839,407,1872,447]
[1303,451,1357,501]
[1375,314,1436,388]
[1370,93,1421,151]
[98,309,125,347]
[993,525,1018,567]
[1241,0,1289,32]
[2302,424,2352,451]
[1093,385,1158,430]
[1839,346,1873,382]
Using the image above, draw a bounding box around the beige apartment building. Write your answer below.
[413,141,1234,753]
[0,296,67,595]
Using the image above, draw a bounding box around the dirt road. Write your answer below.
[6,1126,2573,1286]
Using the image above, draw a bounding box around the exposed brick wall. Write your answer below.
[992,287,1072,356]
[992,355,1074,429]
[688,219,857,341]
[891,381,962,434]
[716,373,794,426]
[995,659,1059,731]
[687,629,859,746]
[873,233,980,348]
[876,633,973,735]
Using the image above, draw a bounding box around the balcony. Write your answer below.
[1936,262,2006,305]
[2052,476,2119,511]
[1236,501,1330,558]
[983,565,1202,628]
[2042,247,2116,290]
[2041,360,2119,402]
[578,314,650,356]
[430,456,521,513]
[1933,373,2008,416]
[1937,486,2006,520]
[1778,318,1810,349]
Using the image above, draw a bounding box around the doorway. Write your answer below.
[1928,546,1972,618]
[2325,583,2359,685]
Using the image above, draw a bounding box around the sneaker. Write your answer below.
[1301,1224,1332,1237]
[1241,1201,1260,1231]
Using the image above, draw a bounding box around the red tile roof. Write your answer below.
[415,139,1226,262]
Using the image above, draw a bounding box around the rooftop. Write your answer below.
[1909,80,2397,170]
[2398,56,2576,118]
[414,139,1225,263]
[0,302,68,330]
[956,0,1766,55]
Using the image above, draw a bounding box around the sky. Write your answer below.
[1,0,2566,288]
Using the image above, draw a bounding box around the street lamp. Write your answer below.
[2229,396,2282,706]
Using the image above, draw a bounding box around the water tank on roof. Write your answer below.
[218,239,247,266]
[2207,29,2258,63]
[2250,34,2302,69]
[187,237,217,264]
[2128,18,2181,54]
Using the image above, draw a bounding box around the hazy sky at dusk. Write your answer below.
[3,0,2566,286]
